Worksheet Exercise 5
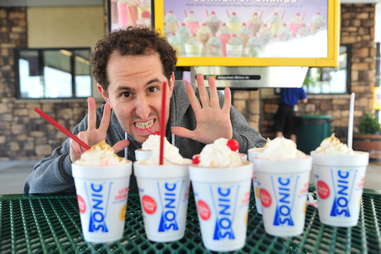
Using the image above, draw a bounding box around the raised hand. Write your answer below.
[69,97,129,162]
[171,74,233,144]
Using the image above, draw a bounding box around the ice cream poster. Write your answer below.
[110,0,152,31]
[156,0,338,66]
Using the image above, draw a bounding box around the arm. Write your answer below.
[24,118,87,194]
[299,87,307,103]
[24,99,129,194]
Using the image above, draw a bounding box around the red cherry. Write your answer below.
[154,131,161,135]
[192,155,200,165]
[227,139,239,152]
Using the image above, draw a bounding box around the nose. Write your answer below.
[134,95,151,119]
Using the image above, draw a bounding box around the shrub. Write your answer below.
[358,112,381,134]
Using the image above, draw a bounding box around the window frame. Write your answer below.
[14,47,92,100]
[303,44,351,95]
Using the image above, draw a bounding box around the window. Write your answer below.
[15,48,92,99]
[303,45,350,94]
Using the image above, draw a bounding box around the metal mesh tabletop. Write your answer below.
[0,190,380,254]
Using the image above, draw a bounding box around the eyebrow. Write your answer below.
[146,78,161,86]
[115,78,162,92]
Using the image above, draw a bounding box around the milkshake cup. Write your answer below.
[184,10,200,35]
[226,34,243,57]
[184,34,202,57]
[135,148,152,161]
[134,163,189,242]
[248,147,265,215]
[72,141,132,243]
[134,134,191,242]
[117,1,129,27]
[253,157,311,237]
[190,138,252,252]
[252,137,311,237]
[217,23,231,56]
[190,163,252,252]
[311,135,369,227]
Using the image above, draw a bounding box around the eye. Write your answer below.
[121,91,131,98]
[148,86,160,93]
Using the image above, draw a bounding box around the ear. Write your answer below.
[167,72,175,97]
[97,84,110,103]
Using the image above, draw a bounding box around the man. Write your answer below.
[274,87,307,142]
[24,27,265,194]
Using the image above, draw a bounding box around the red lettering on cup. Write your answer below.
[197,200,211,221]
[242,191,250,204]
[115,187,129,201]
[142,195,157,214]
[300,182,309,195]
[357,176,365,188]
[260,188,272,208]
[317,180,330,199]
[77,194,86,214]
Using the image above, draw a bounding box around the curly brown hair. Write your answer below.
[91,27,177,90]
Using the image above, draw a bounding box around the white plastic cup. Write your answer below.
[134,163,190,242]
[72,162,132,243]
[311,151,369,227]
[135,149,152,161]
[226,44,243,57]
[253,157,312,237]
[189,162,253,252]
[248,150,263,214]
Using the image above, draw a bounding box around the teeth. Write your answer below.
[135,119,154,129]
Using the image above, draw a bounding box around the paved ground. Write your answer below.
[0,160,379,194]
[0,160,37,194]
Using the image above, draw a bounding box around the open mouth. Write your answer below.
[134,119,155,130]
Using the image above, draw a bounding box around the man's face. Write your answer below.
[98,52,174,144]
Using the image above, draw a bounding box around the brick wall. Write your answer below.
[0,7,87,160]
[233,4,377,140]
[233,90,261,131]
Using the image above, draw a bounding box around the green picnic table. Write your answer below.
[0,189,380,253]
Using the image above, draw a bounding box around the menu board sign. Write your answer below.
[154,0,339,67]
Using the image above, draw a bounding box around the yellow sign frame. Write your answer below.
[154,0,340,67]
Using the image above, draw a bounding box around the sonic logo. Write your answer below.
[88,182,111,233]
[212,186,236,240]
[158,182,181,232]
[272,176,296,226]
[330,169,352,217]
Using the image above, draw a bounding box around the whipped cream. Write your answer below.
[75,140,128,166]
[249,147,265,153]
[314,134,354,154]
[198,138,244,167]
[139,134,191,165]
[248,138,271,153]
[256,137,306,160]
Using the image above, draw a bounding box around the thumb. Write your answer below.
[171,126,196,140]
[112,139,130,153]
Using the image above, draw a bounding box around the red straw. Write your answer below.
[34,108,91,150]
[159,81,167,165]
